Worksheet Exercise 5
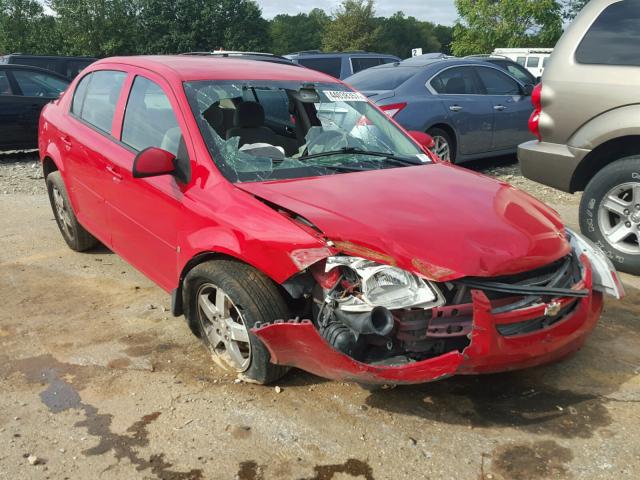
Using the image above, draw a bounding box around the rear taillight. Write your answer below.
[380,102,407,118]
[528,83,542,141]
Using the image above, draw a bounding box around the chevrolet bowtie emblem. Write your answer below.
[544,301,562,317]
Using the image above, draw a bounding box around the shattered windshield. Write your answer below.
[184,80,429,183]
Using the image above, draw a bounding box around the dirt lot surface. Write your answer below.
[1,152,639,480]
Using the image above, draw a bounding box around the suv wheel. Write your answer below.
[184,260,290,384]
[580,157,640,275]
[427,127,455,163]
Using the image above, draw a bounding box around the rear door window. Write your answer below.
[575,0,640,66]
[431,67,480,95]
[75,70,126,133]
[0,71,12,95]
[298,57,342,78]
[475,67,522,95]
[516,56,526,65]
[121,76,182,156]
[12,70,69,98]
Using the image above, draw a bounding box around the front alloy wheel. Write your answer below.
[184,260,290,384]
[196,283,251,372]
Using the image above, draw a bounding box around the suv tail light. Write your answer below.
[528,83,542,141]
[380,102,407,118]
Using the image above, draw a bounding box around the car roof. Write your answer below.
[0,63,70,80]
[2,54,96,60]
[287,51,398,58]
[94,55,339,83]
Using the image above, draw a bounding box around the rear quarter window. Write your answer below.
[351,57,384,74]
[575,0,640,66]
[298,57,342,78]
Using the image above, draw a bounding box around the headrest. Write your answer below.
[234,102,265,128]
[203,103,224,130]
[445,77,466,94]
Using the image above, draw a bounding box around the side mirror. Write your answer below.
[132,147,176,179]
[522,84,535,96]
[408,130,435,150]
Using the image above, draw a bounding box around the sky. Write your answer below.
[256,0,459,26]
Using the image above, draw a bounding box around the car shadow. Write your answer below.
[361,282,640,439]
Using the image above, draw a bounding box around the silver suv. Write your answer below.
[518,0,640,275]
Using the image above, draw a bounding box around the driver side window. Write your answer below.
[121,76,182,156]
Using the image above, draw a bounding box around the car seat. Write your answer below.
[226,102,278,147]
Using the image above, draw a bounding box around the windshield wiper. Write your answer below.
[298,147,425,166]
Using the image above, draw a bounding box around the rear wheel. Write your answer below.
[46,171,99,252]
[579,156,640,275]
[184,260,290,384]
[427,127,455,163]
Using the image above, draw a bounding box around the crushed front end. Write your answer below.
[252,230,622,385]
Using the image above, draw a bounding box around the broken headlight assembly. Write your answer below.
[324,256,445,312]
[312,256,445,361]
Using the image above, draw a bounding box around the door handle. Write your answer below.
[60,134,72,148]
[106,165,123,181]
[449,105,463,112]
[494,105,506,111]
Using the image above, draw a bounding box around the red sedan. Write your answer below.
[39,56,624,385]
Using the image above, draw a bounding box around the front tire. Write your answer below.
[184,260,290,384]
[427,127,455,163]
[579,156,640,275]
[46,171,99,252]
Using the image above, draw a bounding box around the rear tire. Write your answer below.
[427,127,455,163]
[579,156,640,275]
[184,260,290,384]
[46,171,99,252]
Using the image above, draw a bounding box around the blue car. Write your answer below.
[345,57,535,163]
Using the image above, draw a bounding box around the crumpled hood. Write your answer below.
[237,163,570,280]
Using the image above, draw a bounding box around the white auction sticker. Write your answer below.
[323,90,367,102]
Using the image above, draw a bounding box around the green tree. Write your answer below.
[0,0,57,54]
[434,24,454,54]
[563,0,590,20]
[376,12,440,58]
[323,0,380,52]
[270,9,329,55]
[452,0,563,56]
[136,0,269,54]
[48,0,139,56]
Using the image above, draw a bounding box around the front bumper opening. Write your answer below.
[252,255,602,385]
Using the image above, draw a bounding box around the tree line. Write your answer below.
[0,0,589,59]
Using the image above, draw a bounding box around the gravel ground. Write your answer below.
[2,151,638,480]
[0,152,45,196]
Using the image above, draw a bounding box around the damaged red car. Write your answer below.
[39,56,625,385]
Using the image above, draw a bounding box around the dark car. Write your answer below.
[345,57,535,163]
[0,64,69,150]
[465,55,538,85]
[0,54,97,80]
[285,51,400,79]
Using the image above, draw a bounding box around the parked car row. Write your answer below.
[38,53,624,386]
